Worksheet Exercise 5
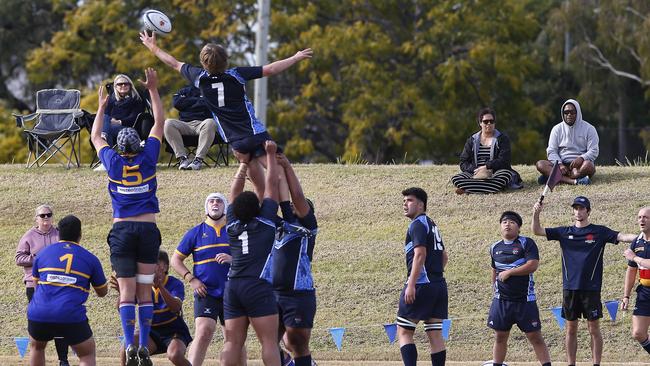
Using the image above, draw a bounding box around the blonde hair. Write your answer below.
[200,44,228,75]
[113,74,142,102]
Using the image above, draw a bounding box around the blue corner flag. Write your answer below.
[605,300,619,321]
[329,327,345,351]
[14,337,29,358]
[551,306,565,330]
[442,319,452,340]
[383,323,397,344]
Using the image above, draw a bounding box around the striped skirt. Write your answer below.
[451,169,513,194]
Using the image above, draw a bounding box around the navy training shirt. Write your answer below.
[490,236,539,302]
[181,64,265,143]
[404,214,445,284]
[546,224,619,291]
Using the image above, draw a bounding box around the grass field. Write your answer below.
[0,164,649,364]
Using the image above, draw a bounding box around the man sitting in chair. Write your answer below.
[164,85,216,171]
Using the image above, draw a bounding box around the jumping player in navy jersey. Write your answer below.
[488,211,551,366]
[27,215,108,366]
[170,193,247,366]
[115,251,192,366]
[621,207,650,358]
[532,196,637,366]
[397,187,448,366]
[221,141,281,366]
[90,67,165,366]
[260,153,317,366]
[139,31,312,197]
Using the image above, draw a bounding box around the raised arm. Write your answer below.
[138,68,164,139]
[91,85,110,151]
[264,141,279,202]
[277,153,310,217]
[230,163,248,203]
[531,202,547,237]
[262,48,313,77]
[140,32,184,72]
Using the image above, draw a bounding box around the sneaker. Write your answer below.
[125,344,138,366]
[187,157,203,170]
[93,163,107,172]
[537,175,548,185]
[178,156,190,170]
[575,176,591,185]
[137,346,153,366]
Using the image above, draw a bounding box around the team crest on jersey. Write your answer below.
[585,234,595,244]
[202,233,208,238]
[635,247,644,253]
[512,248,520,255]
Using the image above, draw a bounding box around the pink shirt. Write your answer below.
[15,227,59,287]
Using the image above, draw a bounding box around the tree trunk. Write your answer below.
[617,82,627,161]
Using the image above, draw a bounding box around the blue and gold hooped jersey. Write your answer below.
[152,275,186,327]
[490,236,539,302]
[175,221,231,298]
[28,241,107,323]
[99,137,161,218]
[404,214,445,284]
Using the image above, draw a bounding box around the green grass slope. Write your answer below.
[0,164,648,363]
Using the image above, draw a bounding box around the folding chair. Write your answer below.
[165,133,230,168]
[13,89,83,168]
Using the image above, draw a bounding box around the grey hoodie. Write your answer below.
[546,99,599,163]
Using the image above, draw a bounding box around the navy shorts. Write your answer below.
[397,279,448,321]
[634,285,650,317]
[224,278,278,319]
[108,221,161,277]
[487,298,542,333]
[230,131,282,158]
[150,323,192,355]
[562,289,602,321]
[276,290,317,328]
[194,294,225,325]
[28,320,93,346]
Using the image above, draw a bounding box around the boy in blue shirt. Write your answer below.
[27,215,108,366]
[533,196,637,366]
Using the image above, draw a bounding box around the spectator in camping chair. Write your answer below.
[102,74,151,146]
[451,107,523,194]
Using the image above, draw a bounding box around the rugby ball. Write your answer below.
[142,10,172,35]
[482,362,508,366]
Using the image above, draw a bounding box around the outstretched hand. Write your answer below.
[139,31,157,52]
[293,48,313,61]
[138,67,158,90]
[624,248,636,261]
[98,85,109,108]
[265,140,277,155]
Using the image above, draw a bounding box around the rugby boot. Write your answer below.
[125,344,139,366]
[137,346,153,366]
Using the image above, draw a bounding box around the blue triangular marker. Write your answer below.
[383,323,397,344]
[14,337,29,358]
[551,306,565,330]
[442,319,452,340]
[329,327,345,351]
[605,300,619,321]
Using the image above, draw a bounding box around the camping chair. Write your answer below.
[165,133,230,168]
[13,89,83,168]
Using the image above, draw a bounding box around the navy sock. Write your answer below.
[294,355,312,366]
[641,338,650,354]
[430,349,445,366]
[400,343,417,366]
[119,302,136,348]
[138,303,154,349]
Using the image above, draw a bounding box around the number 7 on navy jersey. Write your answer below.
[211,82,225,107]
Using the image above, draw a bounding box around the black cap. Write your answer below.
[571,196,591,210]
[500,211,522,227]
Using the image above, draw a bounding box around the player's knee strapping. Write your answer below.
[423,322,443,332]
[136,273,155,284]
[396,317,417,331]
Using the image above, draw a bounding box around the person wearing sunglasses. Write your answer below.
[101,74,148,148]
[536,99,598,185]
[451,107,523,194]
[16,204,72,366]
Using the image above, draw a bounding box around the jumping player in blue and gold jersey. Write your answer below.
[533,196,637,366]
[171,193,247,366]
[221,141,281,366]
[91,67,166,366]
[262,153,318,366]
[397,187,448,366]
[488,211,551,366]
[116,251,192,366]
[622,207,650,358]
[139,31,312,197]
[27,215,108,366]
